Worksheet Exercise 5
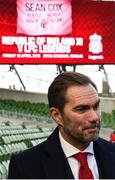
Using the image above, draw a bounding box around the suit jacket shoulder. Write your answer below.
[94,137,115,179]
[8,127,74,179]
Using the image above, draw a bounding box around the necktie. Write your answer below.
[74,152,94,179]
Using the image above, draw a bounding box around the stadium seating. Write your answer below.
[0,122,53,179]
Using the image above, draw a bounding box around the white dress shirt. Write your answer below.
[59,131,99,179]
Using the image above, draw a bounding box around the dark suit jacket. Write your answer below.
[8,127,115,179]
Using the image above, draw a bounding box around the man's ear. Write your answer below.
[50,107,63,126]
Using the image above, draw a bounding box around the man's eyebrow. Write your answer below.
[73,99,100,110]
[73,104,89,110]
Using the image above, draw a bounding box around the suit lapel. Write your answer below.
[41,127,74,179]
[41,151,74,179]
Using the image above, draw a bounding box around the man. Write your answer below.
[8,72,115,179]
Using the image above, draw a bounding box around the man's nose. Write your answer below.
[89,109,99,122]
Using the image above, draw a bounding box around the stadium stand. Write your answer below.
[0,122,53,179]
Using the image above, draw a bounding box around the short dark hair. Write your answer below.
[48,72,97,113]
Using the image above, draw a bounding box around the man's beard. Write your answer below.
[63,123,100,144]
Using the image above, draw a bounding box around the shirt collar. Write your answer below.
[59,131,94,158]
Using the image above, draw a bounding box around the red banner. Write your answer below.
[0,0,115,64]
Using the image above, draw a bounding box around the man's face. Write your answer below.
[58,84,101,148]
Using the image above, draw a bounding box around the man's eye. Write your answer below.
[94,103,100,110]
[75,108,87,113]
